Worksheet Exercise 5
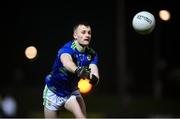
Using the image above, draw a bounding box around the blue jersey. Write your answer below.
[45,40,98,97]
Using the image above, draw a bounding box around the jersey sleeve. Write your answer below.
[57,47,74,59]
[90,53,98,65]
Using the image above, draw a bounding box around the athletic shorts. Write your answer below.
[43,85,81,111]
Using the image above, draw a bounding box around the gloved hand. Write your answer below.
[89,74,99,86]
[75,66,91,79]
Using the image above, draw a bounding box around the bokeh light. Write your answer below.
[25,46,37,60]
[159,10,171,21]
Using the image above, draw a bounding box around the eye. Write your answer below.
[81,31,86,34]
[88,31,91,35]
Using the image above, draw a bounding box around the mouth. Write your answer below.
[84,38,89,42]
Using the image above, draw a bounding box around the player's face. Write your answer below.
[73,25,91,46]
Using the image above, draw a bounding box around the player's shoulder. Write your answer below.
[61,40,75,51]
[57,40,75,56]
[63,40,73,48]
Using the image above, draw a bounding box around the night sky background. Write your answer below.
[1,0,180,118]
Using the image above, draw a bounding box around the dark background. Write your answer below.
[1,0,180,118]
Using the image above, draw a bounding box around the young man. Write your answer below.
[43,22,100,118]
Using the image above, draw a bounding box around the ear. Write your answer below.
[73,32,77,39]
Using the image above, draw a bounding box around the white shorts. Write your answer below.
[43,85,82,111]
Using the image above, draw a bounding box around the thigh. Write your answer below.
[72,90,86,116]
[43,85,67,118]
[64,95,86,118]
[76,96,86,117]
[44,107,58,118]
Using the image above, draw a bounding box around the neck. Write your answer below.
[74,40,86,52]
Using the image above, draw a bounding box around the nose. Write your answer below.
[86,33,91,38]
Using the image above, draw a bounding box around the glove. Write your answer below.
[89,74,99,86]
[75,66,91,79]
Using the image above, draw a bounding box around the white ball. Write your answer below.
[132,11,156,35]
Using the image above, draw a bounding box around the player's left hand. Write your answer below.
[89,74,99,86]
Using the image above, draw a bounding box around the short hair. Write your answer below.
[73,21,91,32]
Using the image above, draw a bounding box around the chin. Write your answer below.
[81,42,90,46]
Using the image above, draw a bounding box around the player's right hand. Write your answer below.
[75,66,91,79]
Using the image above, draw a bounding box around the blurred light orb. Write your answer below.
[159,10,171,21]
[25,46,37,59]
[78,78,92,94]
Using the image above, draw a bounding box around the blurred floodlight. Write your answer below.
[25,46,37,60]
[159,10,171,21]
[78,78,92,94]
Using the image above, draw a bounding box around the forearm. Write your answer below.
[63,60,77,73]
[89,64,100,86]
[60,53,77,73]
[89,64,99,79]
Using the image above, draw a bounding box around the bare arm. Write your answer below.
[60,53,98,80]
[60,53,77,73]
[89,64,99,79]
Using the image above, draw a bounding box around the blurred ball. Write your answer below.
[132,11,156,35]
[78,78,92,94]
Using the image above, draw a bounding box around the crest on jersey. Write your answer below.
[87,55,91,61]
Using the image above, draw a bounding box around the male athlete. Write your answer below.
[43,22,99,118]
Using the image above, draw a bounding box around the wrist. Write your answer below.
[75,67,80,75]
[89,74,99,86]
